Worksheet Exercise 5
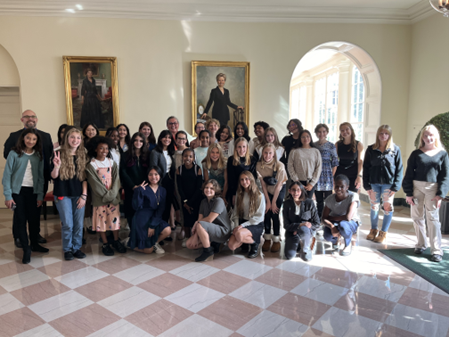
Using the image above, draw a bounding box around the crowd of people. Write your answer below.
[2,110,449,265]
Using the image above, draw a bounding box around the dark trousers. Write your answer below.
[300,181,317,199]
[323,220,358,246]
[264,185,286,236]
[12,187,40,250]
[315,190,332,218]
[284,226,314,260]
[162,174,174,223]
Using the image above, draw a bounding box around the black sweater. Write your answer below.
[282,198,320,232]
[226,156,257,199]
[402,149,449,197]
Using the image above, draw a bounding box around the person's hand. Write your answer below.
[53,151,61,168]
[388,190,396,198]
[293,231,297,236]
[301,222,312,228]
[37,200,43,208]
[76,196,86,209]
[331,226,340,237]
[5,200,15,209]
[406,196,415,206]
[265,199,271,214]
[271,203,280,214]
[305,184,313,191]
[355,176,362,189]
[201,113,208,119]
[148,228,155,237]
[184,203,193,214]
[323,219,334,229]
[139,181,148,190]
[431,195,443,209]
[233,225,242,235]
[237,106,244,110]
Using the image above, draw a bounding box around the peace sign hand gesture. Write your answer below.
[140,181,148,190]
[53,151,61,168]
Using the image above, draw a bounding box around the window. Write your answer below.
[351,66,364,142]
[290,85,307,121]
[315,73,338,142]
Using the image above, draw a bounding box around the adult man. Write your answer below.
[252,121,270,155]
[3,109,53,247]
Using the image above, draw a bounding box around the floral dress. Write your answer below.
[314,141,339,191]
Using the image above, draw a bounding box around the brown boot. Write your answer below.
[262,240,272,252]
[271,236,281,252]
[373,231,387,243]
[366,229,379,241]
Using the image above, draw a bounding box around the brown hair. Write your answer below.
[314,123,329,134]
[338,122,357,153]
[203,179,222,197]
[261,127,283,149]
[236,171,261,218]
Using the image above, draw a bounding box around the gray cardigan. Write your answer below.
[149,150,174,179]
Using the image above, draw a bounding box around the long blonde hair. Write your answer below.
[59,128,87,181]
[373,125,394,150]
[261,127,283,148]
[338,122,357,153]
[419,124,444,149]
[236,171,261,218]
[203,143,226,170]
[232,137,251,166]
[259,143,280,169]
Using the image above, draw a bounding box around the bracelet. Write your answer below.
[80,196,86,200]
[81,194,87,196]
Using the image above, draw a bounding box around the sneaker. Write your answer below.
[154,242,165,254]
[414,247,426,254]
[341,243,352,256]
[431,254,443,262]
[102,244,114,256]
[112,240,127,253]
[72,250,86,259]
[181,238,187,248]
[64,251,74,261]
[178,230,185,240]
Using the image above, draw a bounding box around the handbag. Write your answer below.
[263,168,278,186]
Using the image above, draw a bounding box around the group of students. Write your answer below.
[3,112,449,265]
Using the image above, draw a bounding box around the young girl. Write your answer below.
[139,121,157,152]
[254,127,285,162]
[226,137,257,206]
[217,125,233,158]
[51,128,88,261]
[403,125,449,263]
[117,123,130,153]
[2,129,46,264]
[202,143,227,193]
[257,144,287,253]
[186,179,232,262]
[82,123,98,145]
[120,132,149,232]
[82,123,98,232]
[129,166,172,254]
[287,130,322,199]
[335,122,364,192]
[54,124,68,149]
[281,119,303,167]
[86,136,126,256]
[194,130,211,165]
[228,122,254,157]
[206,118,220,144]
[283,182,320,261]
[228,171,265,259]
[106,127,121,168]
[190,122,205,150]
[176,148,203,247]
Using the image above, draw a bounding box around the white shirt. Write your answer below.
[90,157,111,170]
[110,148,120,168]
[21,152,34,187]
[163,150,172,172]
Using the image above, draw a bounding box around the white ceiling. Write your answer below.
[0,0,436,24]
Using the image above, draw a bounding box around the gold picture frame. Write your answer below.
[63,56,119,130]
[191,60,250,135]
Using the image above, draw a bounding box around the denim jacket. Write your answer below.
[363,144,403,192]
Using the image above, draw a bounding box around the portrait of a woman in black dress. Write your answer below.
[80,69,105,129]
[202,73,243,128]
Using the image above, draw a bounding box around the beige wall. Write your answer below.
[0,16,411,147]
[0,44,20,87]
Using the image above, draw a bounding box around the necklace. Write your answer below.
[152,187,161,205]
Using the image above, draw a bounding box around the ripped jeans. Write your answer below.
[368,184,395,232]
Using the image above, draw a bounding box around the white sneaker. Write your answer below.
[341,243,352,256]
[154,242,165,254]
[182,238,187,248]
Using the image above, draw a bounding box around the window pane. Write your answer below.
[358,103,363,122]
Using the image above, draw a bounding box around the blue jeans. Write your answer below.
[323,220,359,246]
[368,184,395,232]
[55,196,85,252]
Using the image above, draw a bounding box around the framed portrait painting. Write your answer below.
[191,61,250,135]
[63,56,119,131]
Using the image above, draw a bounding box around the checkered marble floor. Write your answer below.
[0,203,448,337]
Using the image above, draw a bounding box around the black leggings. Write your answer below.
[162,174,174,223]
[315,190,332,218]
[12,187,40,250]
[264,185,286,236]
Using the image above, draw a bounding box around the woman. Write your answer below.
[139,122,157,152]
[283,182,320,261]
[206,119,220,145]
[257,144,287,253]
[226,137,257,206]
[186,179,232,261]
[281,119,303,167]
[190,122,205,150]
[80,68,104,129]
[287,130,322,199]
[335,122,364,192]
[117,123,130,153]
[254,127,284,162]
[82,123,99,145]
[314,124,339,217]
[54,124,68,149]
[403,125,449,263]
[202,73,243,128]
[173,131,190,171]
[228,171,265,259]
[106,127,121,167]
[228,122,254,157]
[363,125,403,243]
[322,175,360,256]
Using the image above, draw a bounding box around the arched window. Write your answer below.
[351,66,365,142]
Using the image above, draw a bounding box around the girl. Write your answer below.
[120,132,149,232]
[86,136,126,256]
[51,128,88,261]
[202,143,227,193]
[117,123,130,153]
[106,127,121,168]
[287,130,322,199]
[257,144,287,253]
[322,175,360,256]
[254,127,284,162]
[176,148,203,247]
[82,123,98,231]
[364,125,403,244]
[2,129,45,264]
[54,123,68,149]
[206,118,220,144]
[314,124,339,217]
[186,179,232,261]
[139,122,157,152]
[194,130,211,166]
[82,123,98,145]
[281,119,303,167]
[228,171,265,259]
[226,137,257,206]
[129,166,171,254]
[217,125,233,158]
[403,125,449,263]
[335,122,364,192]
[228,122,254,157]
[190,122,205,150]
[283,182,320,261]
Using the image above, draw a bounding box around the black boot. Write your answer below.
[247,242,259,259]
[195,246,214,262]
[240,243,249,252]
[22,248,31,264]
[14,238,22,249]
[211,242,221,254]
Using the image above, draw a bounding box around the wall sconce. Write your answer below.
[429,0,449,17]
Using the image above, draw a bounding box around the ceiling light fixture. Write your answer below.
[75,4,83,10]
[65,8,75,13]
[429,0,449,17]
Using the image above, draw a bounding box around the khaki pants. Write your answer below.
[411,180,443,256]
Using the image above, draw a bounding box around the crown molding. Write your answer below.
[0,1,437,25]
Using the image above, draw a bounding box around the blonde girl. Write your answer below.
[202,143,228,194]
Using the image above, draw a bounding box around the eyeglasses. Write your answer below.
[23,116,37,119]
[168,122,178,126]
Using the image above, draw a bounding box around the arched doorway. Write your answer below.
[289,41,381,146]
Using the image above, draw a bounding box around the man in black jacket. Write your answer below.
[3,109,53,247]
